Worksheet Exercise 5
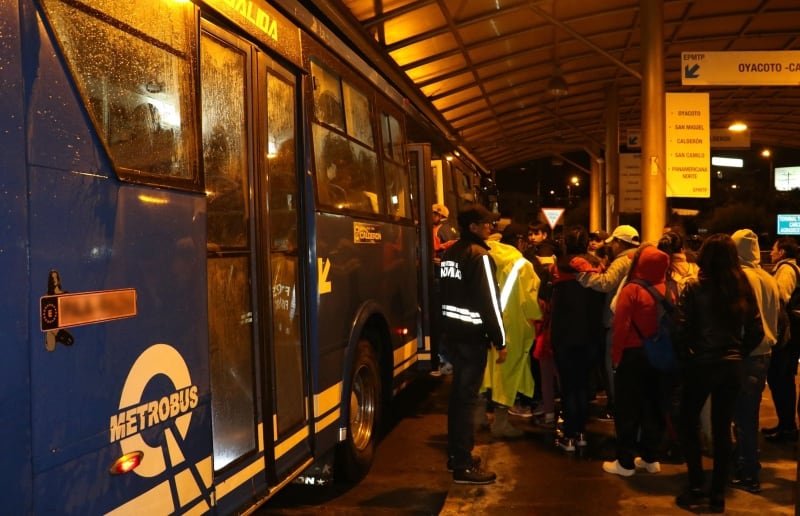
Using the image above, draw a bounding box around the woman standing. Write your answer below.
[602,245,669,477]
[550,226,605,451]
[672,234,764,513]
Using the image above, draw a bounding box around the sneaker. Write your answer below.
[730,476,761,493]
[452,465,496,485]
[536,414,556,429]
[439,362,453,375]
[764,428,799,443]
[602,460,635,477]
[508,404,533,418]
[675,487,707,511]
[634,457,661,473]
[598,411,614,422]
[447,455,481,472]
[576,433,588,447]
[761,424,780,435]
[557,436,575,452]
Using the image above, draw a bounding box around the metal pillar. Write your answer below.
[640,0,667,242]
[590,155,603,232]
[604,84,619,231]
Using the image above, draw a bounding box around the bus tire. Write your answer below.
[337,338,381,482]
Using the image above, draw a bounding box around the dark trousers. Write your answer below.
[680,360,744,501]
[613,348,665,468]
[447,328,489,469]
[766,343,800,431]
[555,347,593,437]
[733,353,770,479]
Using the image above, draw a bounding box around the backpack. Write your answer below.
[779,262,800,322]
[528,253,554,302]
[630,279,676,371]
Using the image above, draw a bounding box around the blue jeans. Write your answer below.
[734,352,770,479]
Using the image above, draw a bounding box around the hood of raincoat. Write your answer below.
[630,245,670,285]
[731,228,760,268]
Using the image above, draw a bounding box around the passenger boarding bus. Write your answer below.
[0,0,492,514]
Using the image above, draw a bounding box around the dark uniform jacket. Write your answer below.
[439,231,506,349]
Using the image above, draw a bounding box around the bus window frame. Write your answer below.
[306,45,387,218]
[39,0,203,193]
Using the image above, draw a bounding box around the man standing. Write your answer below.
[730,229,780,494]
[431,204,458,375]
[577,224,641,420]
[440,205,507,484]
[484,223,542,438]
[764,236,800,443]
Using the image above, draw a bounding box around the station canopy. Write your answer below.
[311,0,800,172]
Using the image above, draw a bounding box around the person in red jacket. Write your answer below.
[602,244,670,477]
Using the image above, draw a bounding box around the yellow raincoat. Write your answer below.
[482,240,542,407]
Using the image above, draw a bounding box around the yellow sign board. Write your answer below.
[666,93,710,198]
[682,51,800,86]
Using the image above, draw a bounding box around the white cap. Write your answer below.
[606,224,640,245]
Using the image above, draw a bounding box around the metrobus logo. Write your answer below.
[111,343,199,478]
[109,386,198,443]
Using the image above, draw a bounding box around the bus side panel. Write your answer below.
[29,176,211,514]
[21,6,213,513]
[314,213,420,415]
[0,2,33,513]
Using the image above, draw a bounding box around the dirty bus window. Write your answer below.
[41,0,198,186]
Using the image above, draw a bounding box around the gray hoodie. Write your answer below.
[731,229,780,355]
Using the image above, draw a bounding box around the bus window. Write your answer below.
[41,0,198,185]
[342,82,374,148]
[311,61,344,130]
[313,125,380,214]
[202,36,249,250]
[380,112,410,219]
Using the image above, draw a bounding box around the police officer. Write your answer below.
[440,204,507,484]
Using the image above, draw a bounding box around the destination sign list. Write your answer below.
[666,93,711,198]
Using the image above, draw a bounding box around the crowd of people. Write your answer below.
[432,203,800,513]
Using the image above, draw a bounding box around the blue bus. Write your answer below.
[0,0,493,513]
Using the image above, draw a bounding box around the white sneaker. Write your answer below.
[557,437,575,452]
[634,457,661,473]
[439,362,453,375]
[576,432,588,447]
[602,460,635,477]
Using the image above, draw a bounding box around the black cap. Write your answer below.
[457,205,500,229]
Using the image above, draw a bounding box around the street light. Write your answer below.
[566,176,580,206]
[762,148,773,190]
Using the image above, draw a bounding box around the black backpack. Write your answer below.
[780,262,800,322]
[528,253,554,302]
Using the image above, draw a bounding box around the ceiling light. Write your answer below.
[728,122,748,132]
[546,67,568,97]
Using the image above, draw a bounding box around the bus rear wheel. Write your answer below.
[337,338,381,482]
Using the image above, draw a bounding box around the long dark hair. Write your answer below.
[696,233,757,323]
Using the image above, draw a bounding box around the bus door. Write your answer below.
[407,143,435,366]
[200,23,310,505]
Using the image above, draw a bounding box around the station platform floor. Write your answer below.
[262,371,797,515]
[439,377,797,515]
